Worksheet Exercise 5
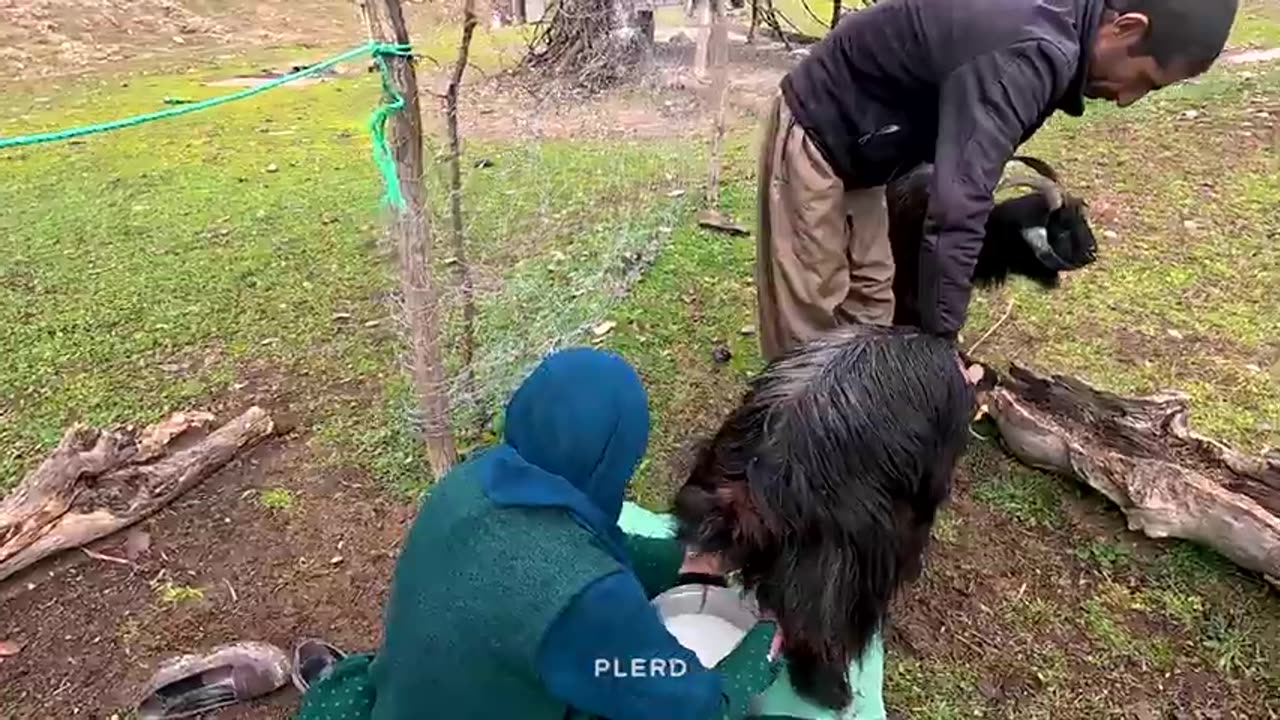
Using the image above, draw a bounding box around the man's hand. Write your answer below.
[956,353,985,386]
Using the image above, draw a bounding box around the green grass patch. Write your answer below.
[1009,595,1060,633]
[1201,609,1264,676]
[257,487,296,511]
[968,449,1067,528]
[930,509,961,544]
[884,656,985,720]
[1142,587,1207,630]
[0,57,699,493]
[154,581,204,605]
[1230,0,1280,48]
[1074,538,1136,575]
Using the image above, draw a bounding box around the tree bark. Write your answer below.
[694,0,713,79]
[987,364,1280,586]
[361,0,459,476]
[523,0,651,89]
[0,408,278,582]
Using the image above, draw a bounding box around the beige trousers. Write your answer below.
[755,93,895,362]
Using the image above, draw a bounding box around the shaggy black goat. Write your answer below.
[672,326,975,712]
[886,156,1098,327]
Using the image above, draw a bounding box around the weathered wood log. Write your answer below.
[0,407,276,582]
[987,364,1280,586]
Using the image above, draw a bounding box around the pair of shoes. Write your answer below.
[135,639,346,719]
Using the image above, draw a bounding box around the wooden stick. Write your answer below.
[82,548,135,567]
[966,298,1014,355]
[1,407,277,582]
[705,0,729,209]
[446,0,480,425]
[359,0,459,477]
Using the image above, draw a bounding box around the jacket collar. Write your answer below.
[1059,0,1107,116]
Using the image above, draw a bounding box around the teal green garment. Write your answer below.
[367,471,624,720]
[617,502,888,720]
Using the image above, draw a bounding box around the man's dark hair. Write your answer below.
[672,326,975,710]
[1105,0,1239,74]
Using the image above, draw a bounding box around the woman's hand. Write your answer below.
[768,624,785,662]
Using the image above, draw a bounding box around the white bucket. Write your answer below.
[652,583,760,667]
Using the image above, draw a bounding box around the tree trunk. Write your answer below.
[704,0,728,206]
[523,0,652,89]
[0,408,278,582]
[361,0,459,477]
[694,0,713,78]
[987,364,1280,586]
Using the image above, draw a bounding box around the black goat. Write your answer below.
[673,326,974,711]
[886,155,1098,328]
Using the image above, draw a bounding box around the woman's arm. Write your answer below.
[622,533,685,598]
[538,570,780,720]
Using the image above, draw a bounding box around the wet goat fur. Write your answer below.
[672,326,975,710]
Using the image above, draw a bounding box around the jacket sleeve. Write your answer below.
[622,532,685,599]
[537,570,779,720]
[919,41,1072,337]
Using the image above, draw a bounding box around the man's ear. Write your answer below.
[1111,12,1151,47]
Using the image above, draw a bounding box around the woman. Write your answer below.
[294,347,780,720]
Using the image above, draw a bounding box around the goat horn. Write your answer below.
[995,171,1064,211]
[1009,155,1062,183]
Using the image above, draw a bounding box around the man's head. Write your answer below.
[1086,0,1239,107]
[672,326,975,709]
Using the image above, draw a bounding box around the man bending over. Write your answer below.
[756,0,1238,360]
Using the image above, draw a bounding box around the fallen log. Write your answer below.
[986,364,1280,586]
[0,407,277,582]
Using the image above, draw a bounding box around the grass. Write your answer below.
[257,487,296,510]
[1075,538,1136,575]
[154,581,205,605]
[884,657,985,720]
[0,54,699,493]
[1232,0,1280,48]
[966,444,1069,529]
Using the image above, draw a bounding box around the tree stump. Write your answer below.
[986,364,1280,586]
[0,407,278,582]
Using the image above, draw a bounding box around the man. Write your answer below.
[755,0,1239,361]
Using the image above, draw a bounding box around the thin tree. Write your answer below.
[359,0,459,477]
[445,0,480,427]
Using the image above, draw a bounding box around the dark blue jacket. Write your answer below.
[782,0,1104,337]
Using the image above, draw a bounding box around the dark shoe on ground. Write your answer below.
[291,638,347,693]
[137,641,290,719]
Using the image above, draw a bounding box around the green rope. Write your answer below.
[0,41,414,210]
[368,46,411,211]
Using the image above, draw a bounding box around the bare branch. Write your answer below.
[446,0,482,426]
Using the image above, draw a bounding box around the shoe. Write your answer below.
[136,641,289,719]
[291,638,347,693]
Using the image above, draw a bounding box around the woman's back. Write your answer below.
[368,459,624,720]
